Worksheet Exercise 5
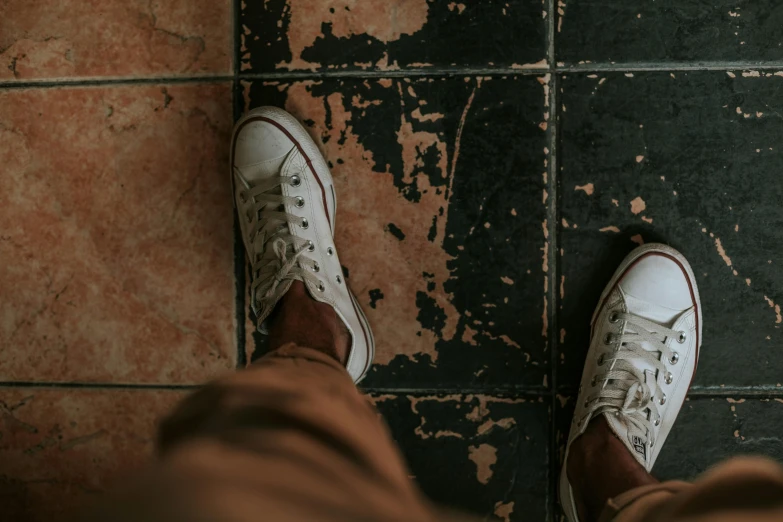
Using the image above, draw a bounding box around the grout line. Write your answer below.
[0,75,234,89]
[546,2,559,520]
[3,61,782,92]
[557,62,783,73]
[230,0,247,370]
[237,67,549,81]
[361,387,550,396]
[556,385,783,399]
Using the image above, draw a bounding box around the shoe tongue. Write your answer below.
[603,412,648,468]
[623,293,680,327]
[236,153,289,186]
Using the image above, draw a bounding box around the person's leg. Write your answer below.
[149,281,437,522]
[566,416,658,521]
[84,108,448,522]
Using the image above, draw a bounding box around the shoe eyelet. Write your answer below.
[313,262,320,273]
[604,333,614,345]
[326,247,334,256]
[597,353,605,366]
[664,372,673,385]
[317,282,325,292]
[295,196,305,208]
[290,175,301,187]
[336,275,342,284]
[654,417,661,427]
[583,399,589,408]
[659,394,667,406]
[677,331,687,344]
[306,240,315,252]
[669,352,679,365]
[300,218,309,229]
[609,312,620,323]
[590,375,598,387]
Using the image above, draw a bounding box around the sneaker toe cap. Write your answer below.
[234,120,295,168]
[619,254,695,313]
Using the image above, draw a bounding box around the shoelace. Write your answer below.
[582,312,685,453]
[235,168,323,328]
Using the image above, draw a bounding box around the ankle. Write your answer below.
[267,281,351,365]
[567,416,657,522]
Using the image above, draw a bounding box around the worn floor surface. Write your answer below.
[1,1,782,521]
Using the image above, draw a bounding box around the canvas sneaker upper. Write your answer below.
[559,243,702,522]
[230,106,375,383]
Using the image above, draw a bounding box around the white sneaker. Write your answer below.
[559,243,703,522]
[230,106,375,383]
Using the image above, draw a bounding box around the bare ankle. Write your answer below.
[267,281,351,365]
[567,416,658,522]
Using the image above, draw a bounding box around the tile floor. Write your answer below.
[1,1,782,521]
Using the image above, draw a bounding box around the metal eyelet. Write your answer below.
[590,375,598,387]
[326,247,334,256]
[677,331,687,344]
[336,275,342,284]
[300,218,309,229]
[669,352,679,365]
[313,262,320,273]
[306,240,315,252]
[597,353,605,366]
[317,282,325,292]
[290,175,301,187]
[609,312,620,323]
[659,393,667,406]
[664,372,673,385]
[295,196,305,208]
[604,333,614,345]
[583,399,589,408]
[654,417,661,427]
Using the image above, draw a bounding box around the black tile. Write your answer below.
[557,71,783,390]
[243,75,551,390]
[371,393,550,521]
[656,397,783,479]
[555,396,783,483]
[241,0,547,73]
[557,1,783,64]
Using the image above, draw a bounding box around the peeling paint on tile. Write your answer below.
[630,234,644,245]
[575,183,594,195]
[468,443,497,484]
[599,226,620,233]
[629,196,646,214]
[494,501,515,522]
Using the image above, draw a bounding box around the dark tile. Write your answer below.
[371,393,550,521]
[557,1,783,64]
[555,396,783,484]
[557,71,783,390]
[240,0,547,73]
[0,388,184,522]
[242,75,551,389]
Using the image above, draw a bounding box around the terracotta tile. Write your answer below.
[0,0,232,80]
[0,83,237,384]
[0,387,185,521]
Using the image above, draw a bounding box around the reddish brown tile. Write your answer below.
[0,83,237,384]
[0,0,232,80]
[0,387,185,521]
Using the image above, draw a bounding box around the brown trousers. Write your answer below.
[92,344,783,522]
